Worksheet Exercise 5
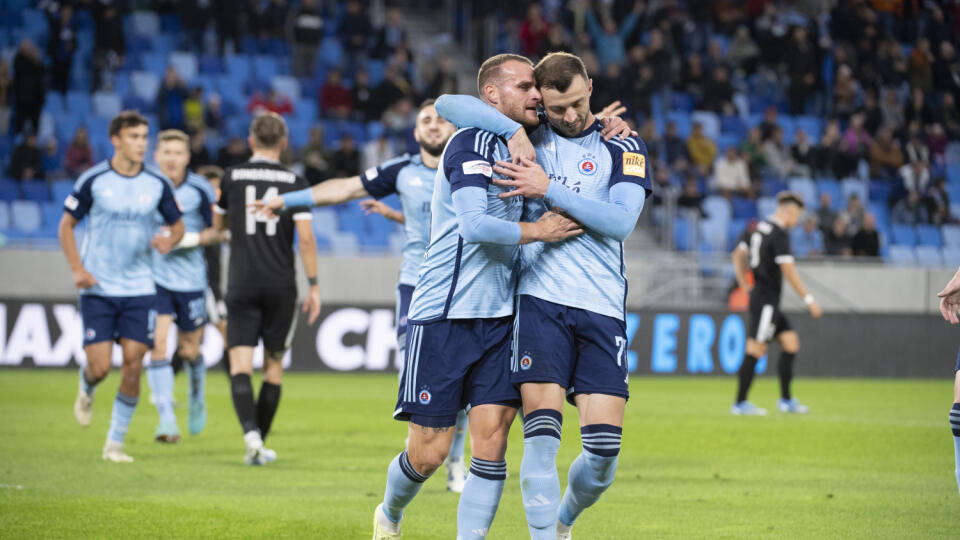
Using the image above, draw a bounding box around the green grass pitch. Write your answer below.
[0,370,955,538]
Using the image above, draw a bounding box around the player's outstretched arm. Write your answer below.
[58,212,97,289]
[249,176,369,218]
[435,94,536,162]
[780,260,822,318]
[938,266,960,324]
[295,218,322,325]
[359,199,404,224]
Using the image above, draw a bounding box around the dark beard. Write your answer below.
[421,140,446,157]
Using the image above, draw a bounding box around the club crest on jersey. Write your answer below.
[520,355,533,370]
[578,158,597,176]
[418,388,432,405]
[85,328,96,340]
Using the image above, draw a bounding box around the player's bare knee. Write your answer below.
[178,340,200,360]
[407,436,448,476]
[86,363,110,382]
[151,346,167,362]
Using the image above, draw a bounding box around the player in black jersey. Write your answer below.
[213,112,322,465]
[731,192,822,415]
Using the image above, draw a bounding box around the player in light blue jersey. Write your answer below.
[251,99,474,492]
[369,54,583,540]
[59,111,185,463]
[435,51,651,539]
[147,130,223,443]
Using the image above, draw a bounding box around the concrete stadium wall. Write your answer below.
[0,249,953,314]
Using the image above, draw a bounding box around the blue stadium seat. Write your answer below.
[168,52,198,82]
[890,224,917,247]
[691,111,720,140]
[92,91,122,118]
[0,200,9,230]
[311,208,338,239]
[11,200,41,233]
[130,12,160,37]
[817,179,842,209]
[728,218,749,250]
[942,225,960,248]
[841,178,868,204]
[0,179,18,201]
[271,75,300,101]
[915,224,942,247]
[760,178,788,198]
[41,201,62,227]
[20,181,49,202]
[66,91,91,115]
[44,92,65,115]
[787,177,817,208]
[253,55,280,82]
[672,216,691,251]
[131,71,160,102]
[198,54,222,74]
[699,219,727,251]
[885,245,916,265]
[869,180,892,202]
[915,246,944,268]
[141,51,167,75]
[672,92,694,112]
[948,182,960,204]
[756,196,777,218]
[319,38,344,68]
[666,112,692,138]
[943,246,960,266]
[868,202,890,233]
[946,164,960,185]
[225,55,252,81]
[731,197,757,219]
[701,196,731,222]
[793,116,823,140]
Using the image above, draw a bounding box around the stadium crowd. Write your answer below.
[2,0,960,262]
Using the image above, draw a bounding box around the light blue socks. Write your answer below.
[558,424,622,527]
[106,391,138,443]
[146,360,176,425]
[382,451,429,524]
[457,458,507,539]
[520,409,563,539]
[951,403,960,494]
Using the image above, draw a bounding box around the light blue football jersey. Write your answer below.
[520,120,652,320]
[152,172,216,292]
[64,160,182,297]
[360,153,436,287]
[407,128,523,322]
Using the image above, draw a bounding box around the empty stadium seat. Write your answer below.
[915,224,942,247]
[130,12,160,37]
[92,91,122,118]
[787,177,817,208]
[20,181,49,202]
[168,52,198,82]
[0,179,18,201]
[869,180,892,202]
[885,245,916,265]
[731,197,758,219]
[702,196,732,223]
[699,219,727,251]
[41,201,62,229]
[841,178,868,204]
[890,224,917,247]
[130,71,160,102]
[271,75,300,100]
[253,55,280,82]
[942,225,960,248]
[11,200,41,233]
[946,163,960,185]
[756,196,777,218]
[915,246,944,267]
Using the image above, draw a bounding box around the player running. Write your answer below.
[731,191,823,416]
[434,51,648,540]
[147,130,222,443]
[249,98,472,492]
[371,54,584,540]
[936,267,960,493]
[213,112,322,465]
[60,111,185,462]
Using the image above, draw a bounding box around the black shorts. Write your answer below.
[747,299,791,343]
[225,287,299,351]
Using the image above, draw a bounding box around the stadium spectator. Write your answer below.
[519,4,550,58]
[700,65,734,114]
[291,0,324,78]
[339,0,372,73]
[762,126,796,179]
[904,87,935,130]
[892,191,930,225]
[824,215,852,257]
[650,167,677,207]
[538,24,572,58]
[217,137,251,169]
[793,216,825,259]
[91,1,124,91]
[213,0,241,55]
[712,146,751,198]
[791,129,815,175]
[361,135,396,173]
[184,87,205,135]
[45,3,76,95]
[759,106,780,141]
[592,63,623,115]
[0,59,10,135]
[583,1,641,69]
[815,193,837,236]
[677,176,705,214]
[908,37,934,93]
[351,69,376,122]
[320,69,353,119]
[623,45,653,118]
[247,89,294,116]
[841,112,872,166]
[189,130,212,170]
[687,122,717,176]
[158,67,188,130]
[647,27,676,114]
[727,25,759,74]
[860,90,884,136]
[941,93,960,140]
[372,8,408,60]
[179,0,210,54]
[41,138,63,180]
[869,127,904,180]
[253,0,289,41]
[8,132,44,181]
[935,42,960,97]
[65,126,93,177]
[330,133,359,178]
[785,26,818,115]
[899,160,930,195]
[371,65,413,119]
[925,176,952,225]
[843,194,866,235]
[300,126,331,184]
[904,126,931,166]
[12,39,45,135]
[638,118,660,163]
[205,93,226,135]
[832,64,860,121]
[851,213,880,257]
[426,57,459,99]
[880,88,905,134]
[928,123,949,164]
[740,126,766,178]
[679,53,706,105]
